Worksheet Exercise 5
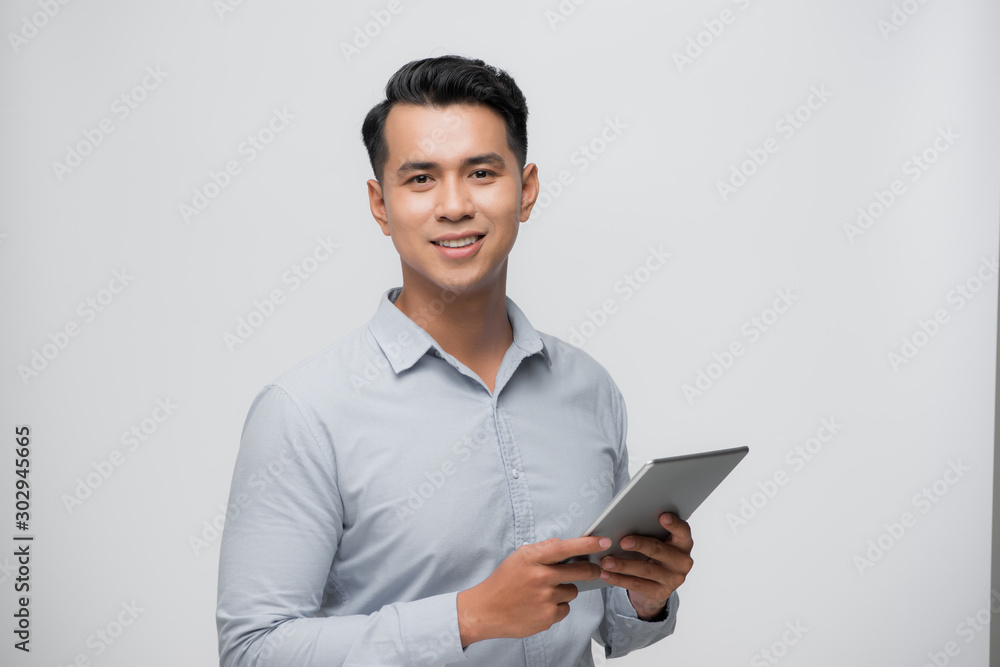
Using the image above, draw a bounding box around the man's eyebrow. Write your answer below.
[394,152,508,177]
[462,152,507,170]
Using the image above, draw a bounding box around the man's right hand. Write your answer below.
[456,536,610,647]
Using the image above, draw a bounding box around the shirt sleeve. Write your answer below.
[593,377,679,658]
[216,384,467,667]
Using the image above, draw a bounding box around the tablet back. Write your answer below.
[573,445,749,591]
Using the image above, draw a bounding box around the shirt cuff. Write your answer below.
[396,591,467,665]
[606,586,679,653]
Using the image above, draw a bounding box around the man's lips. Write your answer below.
[431,233,485,248]
[430,234,485,257]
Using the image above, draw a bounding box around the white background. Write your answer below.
[1,0,998,665]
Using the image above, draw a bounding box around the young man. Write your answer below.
[216,56,693,666]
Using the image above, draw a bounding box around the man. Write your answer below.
[217,55,693,666]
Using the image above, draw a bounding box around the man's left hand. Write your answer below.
[598,512,694,621]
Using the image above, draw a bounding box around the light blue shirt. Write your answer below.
[217,286,678,666]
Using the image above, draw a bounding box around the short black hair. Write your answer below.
[361,55,529,183]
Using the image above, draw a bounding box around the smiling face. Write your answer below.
[367,103,539,301]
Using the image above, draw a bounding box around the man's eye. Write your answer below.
[411,175,430,184]
[472,170,493,179]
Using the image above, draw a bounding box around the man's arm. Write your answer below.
[216,384,468,666]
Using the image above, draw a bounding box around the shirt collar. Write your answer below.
[368,286,552,374]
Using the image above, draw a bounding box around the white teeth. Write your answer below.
[434,235,481,248]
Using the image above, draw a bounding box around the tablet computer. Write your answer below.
[568,445,749,591]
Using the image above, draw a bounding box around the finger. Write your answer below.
[553,583,581,604]
[657,513,694,551]
[553,599,572,624]
[598,568,674,601]
[614,536,695,574]
[553,560,602,584]
[532,536,612,565]
[600,551,690,596]
[600,553,668,583]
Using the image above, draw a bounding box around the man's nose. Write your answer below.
[434,176,476,221]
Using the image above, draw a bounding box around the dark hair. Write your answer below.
[361,55,529,182]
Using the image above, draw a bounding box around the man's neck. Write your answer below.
[392,278,513,375]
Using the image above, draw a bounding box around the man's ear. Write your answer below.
[367,179,391,236]
[519,163,540,223]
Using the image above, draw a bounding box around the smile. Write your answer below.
[432,235,484,248]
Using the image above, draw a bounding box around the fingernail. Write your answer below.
[602,557,615,569]
[663,514,673,524]
[600,570,610,580]
[599,537,611,549]
[621,537,635,549]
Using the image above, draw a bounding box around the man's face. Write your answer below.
[367,103,538,299]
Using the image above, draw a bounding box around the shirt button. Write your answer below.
[511,468,519,479]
